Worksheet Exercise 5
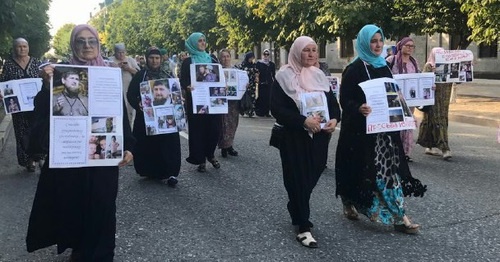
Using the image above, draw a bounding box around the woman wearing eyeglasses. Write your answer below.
[386,37,420,162]
[26,24,135,261]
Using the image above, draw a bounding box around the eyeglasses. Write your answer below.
[263,53,270,56]
[403,45,416,49]
[75,38,98,48]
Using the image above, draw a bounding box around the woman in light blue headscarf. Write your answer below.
[334,24,427,234]
[180,32,222,173]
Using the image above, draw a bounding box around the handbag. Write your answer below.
[269,123,284,149]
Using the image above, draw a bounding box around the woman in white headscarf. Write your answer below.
[271,36,341,248]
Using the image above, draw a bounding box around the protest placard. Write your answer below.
[49,65,123,168]
[359,77,416,134]
[0,78,42,114]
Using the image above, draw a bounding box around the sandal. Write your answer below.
[296,232,318,248]
[343,205,359,220]
[207,158,220,169]
[394,223,420,234]
[405,155,413,162]
[197,163,206,173]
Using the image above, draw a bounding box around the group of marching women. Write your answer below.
[5,22,462,259]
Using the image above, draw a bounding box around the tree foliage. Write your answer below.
[0,0,51,58]
[459,0,500,45]
[87,0,496,56]
[52,23,75,59]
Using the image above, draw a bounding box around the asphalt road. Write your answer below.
[1,116,499,262]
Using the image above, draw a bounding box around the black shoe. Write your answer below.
[166,176,178,187]
[207,158,221,169]
[197,163,206,173]
[26,162,36,173]
[221,148,228,158]
[227,147,238,156]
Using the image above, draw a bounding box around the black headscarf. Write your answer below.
[241,52,255,68]
[144,47,169,80]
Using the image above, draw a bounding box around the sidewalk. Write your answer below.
[448,79,500,128]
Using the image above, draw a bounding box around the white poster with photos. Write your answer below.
[393,73,435,107]
[434,49,474,83]
[190,63,227,114]
[299,92,330,129]
[326,76,340,99]
[359,77,416,134]
[49,65,124,168]
[0,78,42,114]
[139,78,187,136]
[223,68,249,100]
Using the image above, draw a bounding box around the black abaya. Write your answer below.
[271,81,341,228]
[26,85,135,261]
[127,69,181,179]
[180,57,222,165]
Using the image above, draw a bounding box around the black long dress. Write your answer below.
[180,57,222,165]
[26,85,136,261]
[0,57,42,167]
[127,69,181,179]
[255,61,276,116]
[335,58,426,223]
[271,81,341,229]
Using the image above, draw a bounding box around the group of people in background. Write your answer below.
[0,20,462,260]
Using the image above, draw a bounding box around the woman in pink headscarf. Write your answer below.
[386,37,420,162]
[417,47,453,160]
[271,36,341,248]
[26,24,135,261]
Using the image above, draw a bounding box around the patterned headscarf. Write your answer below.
[69,24,106,66]
[352,24,387,68]
[185,32,212,63]
[275,36,329,105]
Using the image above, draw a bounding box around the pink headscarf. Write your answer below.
[69,24,106,66]
[275,36,329,105]
[426,47,445,67]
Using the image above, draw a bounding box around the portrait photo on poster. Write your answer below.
[52,67,89,117]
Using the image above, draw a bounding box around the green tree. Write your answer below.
[393,0,472,49]
[0,0,51,58]
[52,23,75,59]
[459,0,500,44]
[215,0,274,50]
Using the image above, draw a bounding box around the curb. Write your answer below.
[448,113,499,128]
[0,114,12,152]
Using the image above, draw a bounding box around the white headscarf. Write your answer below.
[275,36,330,106]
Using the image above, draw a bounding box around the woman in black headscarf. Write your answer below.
[237,52,259,117]
[127,47,180,187]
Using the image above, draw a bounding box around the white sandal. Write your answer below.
[296,232,318,248]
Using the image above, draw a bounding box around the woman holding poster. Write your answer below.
[386,37,420,162]
[0,38,42,172]
[217,49,240,158]
[335,25,426,235]
[26,24,135,261]
[271,36,340,248]
[180,32,222,173]
[127,46,180,187]
[417,47,453,160]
